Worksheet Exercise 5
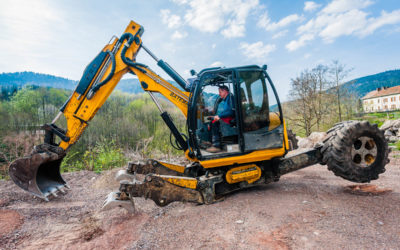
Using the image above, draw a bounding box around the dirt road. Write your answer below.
[1,152,399,249]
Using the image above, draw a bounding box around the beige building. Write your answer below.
[362,86,400,113]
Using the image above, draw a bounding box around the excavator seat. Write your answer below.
[220,119,239,144]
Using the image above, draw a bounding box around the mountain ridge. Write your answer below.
[1,69,400,97]
[0,71,143,94]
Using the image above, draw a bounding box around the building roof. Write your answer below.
[362,85,400,100]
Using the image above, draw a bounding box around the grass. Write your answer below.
[360,111,400,128]
[395,141,400,151]
[61,139,127,173]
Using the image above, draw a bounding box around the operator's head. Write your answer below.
[218,85,229,99]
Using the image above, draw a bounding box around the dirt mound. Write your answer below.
[344,184,392,195]
[91,168,120,190]
[0,152,399,249]
[0,209,24,236]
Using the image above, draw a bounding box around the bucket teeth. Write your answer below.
[42,195,50,202]
[48,187,58,197]
[57,186,66,194]
[102,192,135,213]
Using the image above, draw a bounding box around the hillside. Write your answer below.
[0,71,143,94]
[1,69,400,98]
[342,69,400,98]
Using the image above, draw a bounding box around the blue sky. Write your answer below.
[0,0,399,100]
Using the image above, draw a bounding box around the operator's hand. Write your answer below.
[205,107,214,115]
[213,115,220,121]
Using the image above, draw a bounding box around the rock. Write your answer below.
[388,136,399,143]
[298,138,313,148]
[381,120,397,130]
[384,130,394,136]
[309,132,327,142]
[235,220,244,224]
[381,119,400,131]
[298,132,327,148]
[393,120,400,128]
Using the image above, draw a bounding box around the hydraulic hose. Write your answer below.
[90,50,116,93]
[119,32,147,73]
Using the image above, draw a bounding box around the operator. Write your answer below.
[206,85,235,153]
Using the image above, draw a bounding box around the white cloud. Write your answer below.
[210,61,224,67]
[287,0,400,51]
[172,0,188,5]
[321,0,373,14]
[304,53,311,59]
[319,9,368,42]
[171,30,188,39]
[0,0,63,43]
[160,9,182,29]
[257,13,302,32]
[183,0,259,38]
[221,19,246,38]
[239,41,276,60]
[358,10,400,37]
[272,30,288,39]
[212,43,217,49]
[304,1,321,12]
[286,34,314,51]
[0,0,64,70]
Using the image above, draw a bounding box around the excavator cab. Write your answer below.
[188,65,285,160]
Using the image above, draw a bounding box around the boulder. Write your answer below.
[394,120,400,128]
[298,132,327,148]
[384,130,394,136]
[380,119,400,131]
[388,136,399,143]
[298,138,313,148]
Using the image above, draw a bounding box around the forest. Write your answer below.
[0,85,186,179]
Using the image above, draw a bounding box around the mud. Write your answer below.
[0,151,400,249]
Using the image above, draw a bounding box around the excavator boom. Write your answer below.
[9,20,191,200]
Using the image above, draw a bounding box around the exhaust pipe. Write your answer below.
[8,144,68,201]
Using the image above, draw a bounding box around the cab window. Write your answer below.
[239,70,283,151]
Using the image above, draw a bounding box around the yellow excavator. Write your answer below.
[9,20,389,211]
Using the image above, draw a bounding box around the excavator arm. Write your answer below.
[54,21,189,151]
[9,20,192,200]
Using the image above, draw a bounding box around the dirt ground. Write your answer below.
[1,152,400,250]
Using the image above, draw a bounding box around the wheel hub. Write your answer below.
[351,136,377,167]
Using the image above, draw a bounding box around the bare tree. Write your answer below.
[287,71,318,136]
[311,64,330,131]
[329,60,352,122]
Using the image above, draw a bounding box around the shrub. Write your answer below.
[396,141,400,151]
[61,139,127,173]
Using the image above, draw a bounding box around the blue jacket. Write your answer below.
[217,94,235,118]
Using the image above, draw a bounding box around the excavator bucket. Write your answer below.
[8,144,68,201]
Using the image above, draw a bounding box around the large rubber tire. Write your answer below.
[287,129,298,150]
[321,121,389,183]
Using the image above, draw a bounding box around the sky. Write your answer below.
[0,0,399,100]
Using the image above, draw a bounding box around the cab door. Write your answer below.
[237,69,284,151]
[187,70,240,159]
